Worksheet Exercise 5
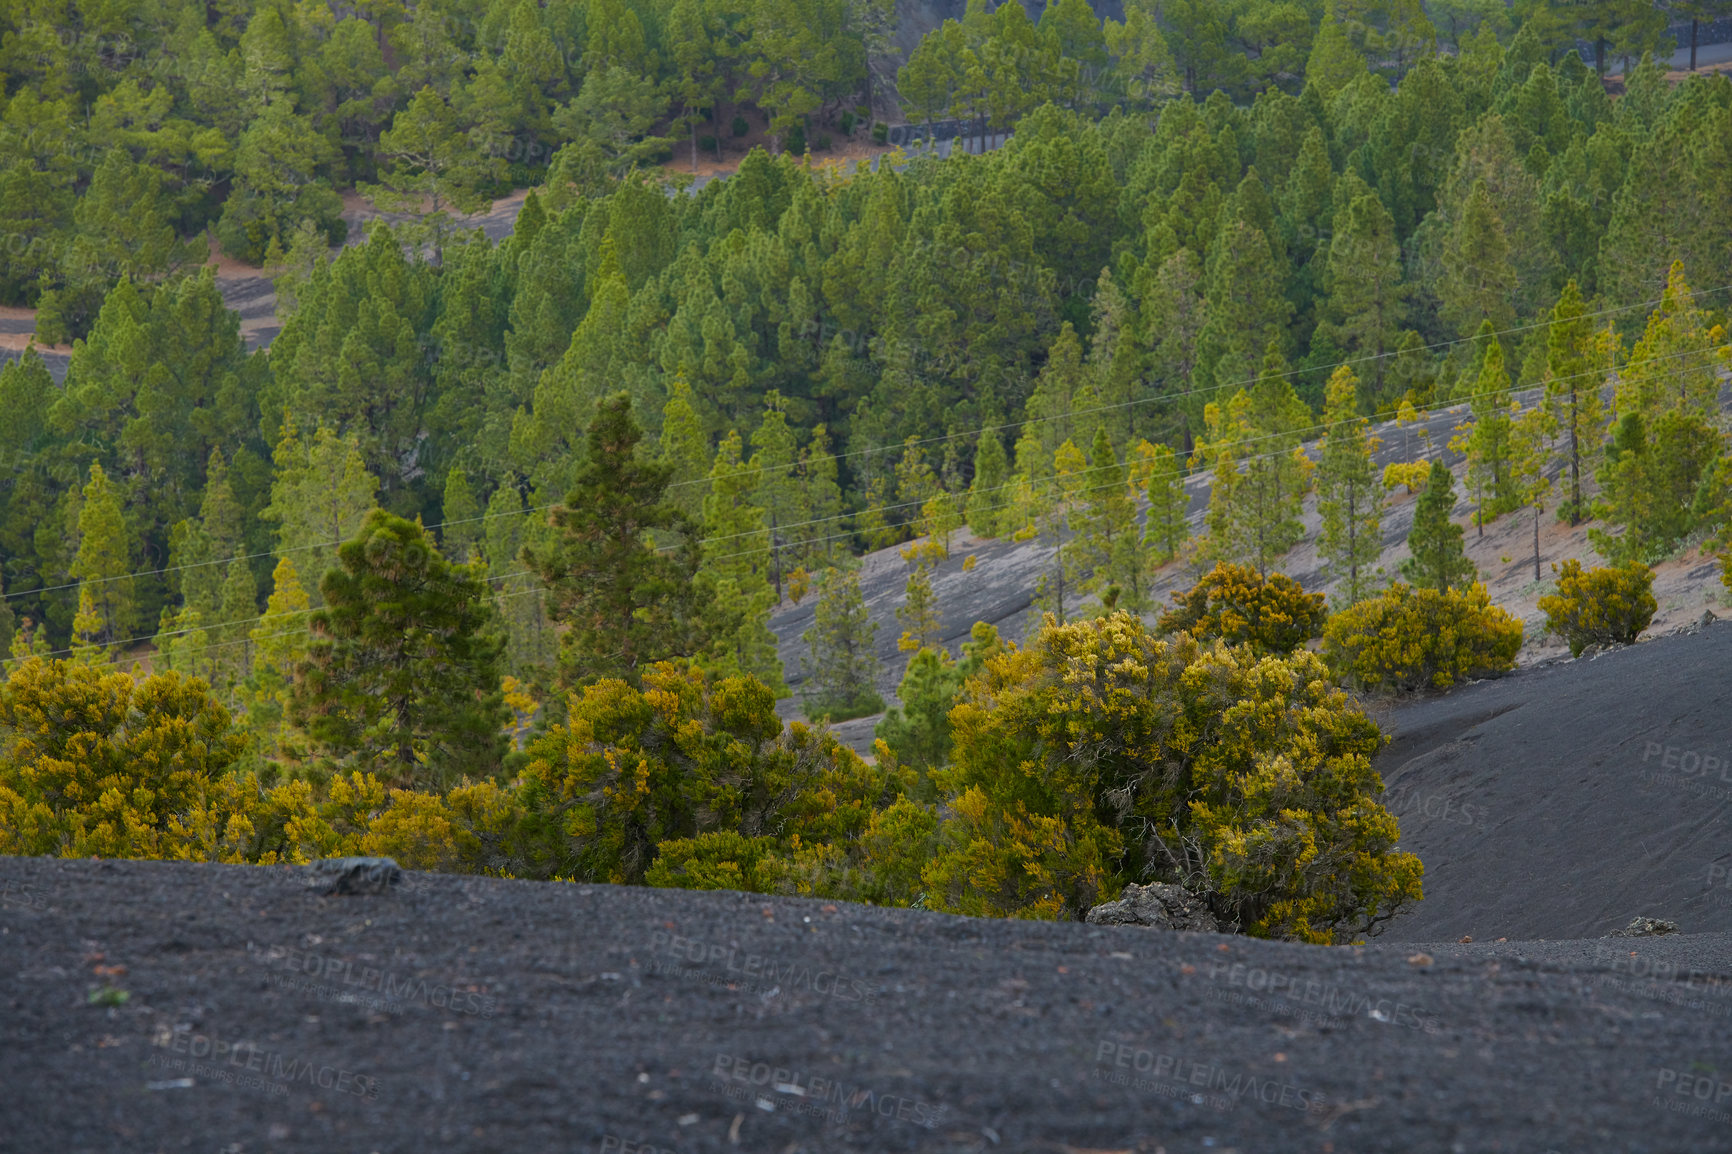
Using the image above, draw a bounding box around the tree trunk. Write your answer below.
[1532,503,1540,581]
[1596,37,1606,76]
[1692,20,1699,71]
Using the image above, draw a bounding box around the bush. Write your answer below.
[1323,582,1523,692]
[731,115,750,138]
[899,613,1423,942]
[515,662,888,884]
[872,121,889,145]
[1538,559,1657,657]
[839,111,856,135]
[815,133,832,151]
[697,133,718,154]
[1158,563,1328,654]
[785,124,807,154]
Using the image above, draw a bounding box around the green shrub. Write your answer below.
[1323,582,1523,692]
[872,121,889,145]
[1537,559,1657,657]
[731,115,749,138]
[1158,563,1328,653]
[697,133,718,154]
[904,613,1422,942]
[840,111,856,135]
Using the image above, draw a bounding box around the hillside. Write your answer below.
[5,852,1731,1153]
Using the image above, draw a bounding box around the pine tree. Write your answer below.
[1512,387,1560,583]
[1039,439,1090,622]
[1195,216,1293,402]
[802,566,883,721]
[526,393,718,688]
[796,424,844,569]
[966,427,1010,538]
[657,375,711,522]
[1456,323,1520,535]
[1439,179,1517,340]
[1133,439,1190,567]
[1401,460,1477,591]
[896,547,944,653]
[262,422,380,607]
[1203,344,1312,576]
[1542,280,1606,525]
[483,478,556,680]
[1074,427,1148,612]
[1316,366,1384,606]
[440,466,483,564]
[293,510,508,789]
[1027,323,1089,464]
[749,392,801,599]
[248,556,312,758]
[1088,268,1145,447]
[215,555,259,694]
[71,462,136,647]
[1319,193,1407,410]
[701,430,787,694]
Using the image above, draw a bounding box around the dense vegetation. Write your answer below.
[3,0,1731,937]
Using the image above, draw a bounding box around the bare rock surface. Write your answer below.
[1084,883,1222,933]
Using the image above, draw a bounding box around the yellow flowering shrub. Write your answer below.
[1381,461,1431,495]
[930,613,1422,942]
[1158,563,1327,654]
[0,658,254,860]
[1537,559,1657,657]
[517,661,893,886]
[1323,582,1523,692]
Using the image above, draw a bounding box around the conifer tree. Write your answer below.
[897,546,944,653]
[526,393,718,688]
[440,467,483,564]
[967,427,1010,539]
[262,422,380,606]
[796,425,844,569]
[1316,367,1384,605]
[750,392,802,599]
[1401,460,1477,591]
[701,430,787,694]
[71,462,136,648]
[1319,193,1407,410]
[293,510,508,789]
[1440,179,1517,339]
[1196,218,1292,399]
[657,376,711,522]
[1512,389,1560,582]
[1542,281,1606,525]
[1027,323,1088,464]
[1074,427,1148,612]
[1088,268,1144,447]
[215,555,259,693]
[248,556,312,758]
[1456,324,1520,535]
[1203,344,1312,576]
[802,566,883,721]
[1133,439,1190,567]
[1039,439,1090,622]
[483,478,556,679]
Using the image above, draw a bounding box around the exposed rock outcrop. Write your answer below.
[1085,882,1221,933]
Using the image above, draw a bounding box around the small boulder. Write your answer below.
[310,857,403,896]
[1085,882,1220,933]
[1606,916,1678,938]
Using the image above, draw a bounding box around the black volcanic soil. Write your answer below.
[4,852,1732,1154]
[1370,617,1732,942]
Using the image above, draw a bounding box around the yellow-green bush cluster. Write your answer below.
[1,628,1424,944]
[1537,560,1657,657]
[875,614,1422,942]
[1157,563,1328,654]
[1322,582,1523,692]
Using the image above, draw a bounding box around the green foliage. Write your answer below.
[1323,581,1523,692]
[292,510,508,790]
[1538,559,1657,657]
[0,659,252,861]
[526,393,720,690]
[1401,460,1478,591]
[1158,562,1327,653]
[1316,366,1384,605]
[802,566,883,721]
[925,614,1422,941]
[518,662,885,885]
